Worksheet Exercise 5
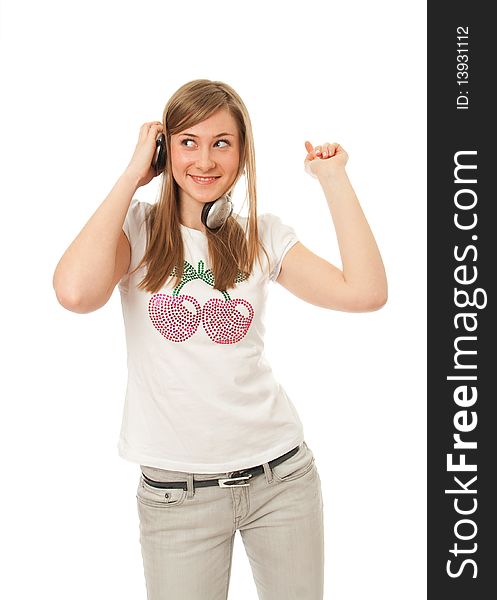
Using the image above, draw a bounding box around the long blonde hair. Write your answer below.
[131,79,270,293]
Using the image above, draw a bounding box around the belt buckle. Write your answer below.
[218,471,253,488]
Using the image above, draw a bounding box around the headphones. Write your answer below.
[152,132,233,232]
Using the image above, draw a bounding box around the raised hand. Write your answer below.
[124,121,164,188]
[304,140,348,179]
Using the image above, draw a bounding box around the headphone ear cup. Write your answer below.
[201,194,233,231]
[153,133,167,174]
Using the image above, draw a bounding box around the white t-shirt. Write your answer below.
[117,198,304,473]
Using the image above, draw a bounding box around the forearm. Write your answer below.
[53,171,140,308]
[318,169,387,304]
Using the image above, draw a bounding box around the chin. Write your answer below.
[190,186,229,201]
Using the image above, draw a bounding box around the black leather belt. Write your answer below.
[141,444,301,490]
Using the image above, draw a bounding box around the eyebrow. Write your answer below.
[179,132,235,138]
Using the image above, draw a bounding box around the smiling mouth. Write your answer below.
[189,175,221,184]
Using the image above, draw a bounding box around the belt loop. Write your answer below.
[186,473,195,498]
[263,461,273,484]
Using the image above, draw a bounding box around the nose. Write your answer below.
[195,146,216,171]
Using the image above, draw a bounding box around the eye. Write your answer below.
[181,139,196,147]
[180,138,231,148]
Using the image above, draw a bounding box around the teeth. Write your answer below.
[192,176,217,181]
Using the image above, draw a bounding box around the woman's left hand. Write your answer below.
[304,140,348,179]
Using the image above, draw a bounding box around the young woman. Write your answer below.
[53,79,387,600]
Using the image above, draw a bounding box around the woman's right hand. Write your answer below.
[123,121,164,188]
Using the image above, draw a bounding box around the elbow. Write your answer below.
[348,288,387,312]
[53,261,105,313]
[53,268,78,312]
[53,284,106,314]
[53,284,85,313]
[53,274,90,313]
[363,289,388,312]
[54,290,102,314]
[323,284,388,312]
[53,282,110,314]
[363,278,388,311]
[368,295,388,311]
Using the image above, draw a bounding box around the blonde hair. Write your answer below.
[131,79,270,293]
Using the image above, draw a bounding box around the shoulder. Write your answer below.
[237,212,288,238]
[127,198,153,221]
[257,212,297,243]
[244,213,299,282]
[235,212,297,246]
[127,198,154,227]
[123,198,153,246]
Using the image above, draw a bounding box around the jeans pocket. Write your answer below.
[136,474,187,508]
[271,442,315,483]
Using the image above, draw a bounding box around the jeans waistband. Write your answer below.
[141,444,301,490]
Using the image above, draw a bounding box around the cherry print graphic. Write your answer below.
[202,298,254,344]
[148,293,201,343]
[148,259,253,344]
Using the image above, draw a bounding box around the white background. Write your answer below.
[0,0,426,598]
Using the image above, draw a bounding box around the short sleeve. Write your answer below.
[260,213,300,282]
[122,197,146,247]
[118,198,150,293]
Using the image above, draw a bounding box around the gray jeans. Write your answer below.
[136,441,324,599]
